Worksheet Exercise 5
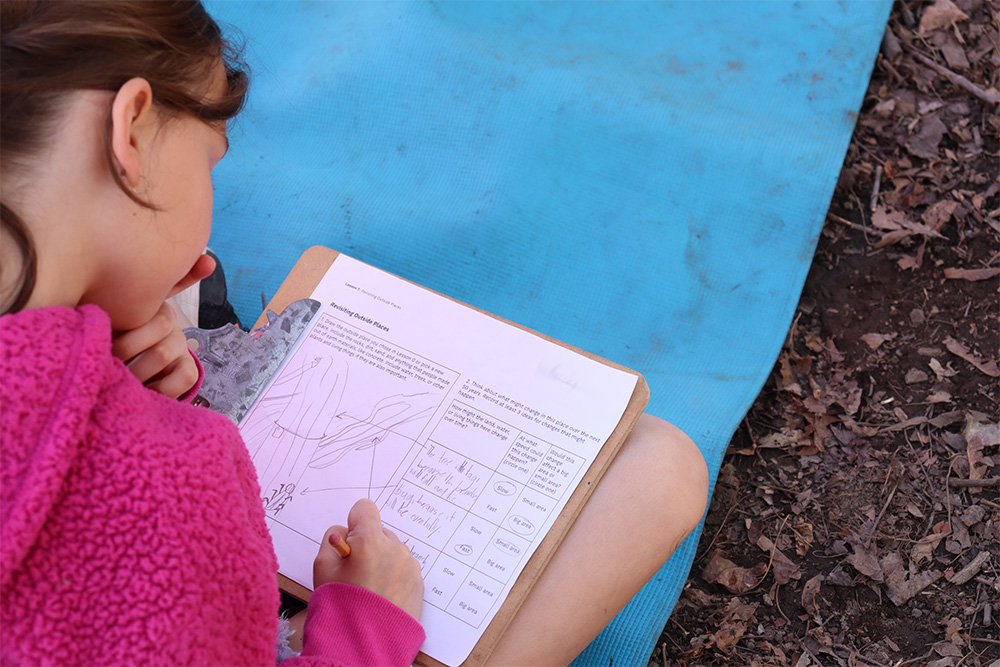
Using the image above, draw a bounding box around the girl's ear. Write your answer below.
[109,78,155,189]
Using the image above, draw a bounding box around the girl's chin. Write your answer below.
[107,305,163,333]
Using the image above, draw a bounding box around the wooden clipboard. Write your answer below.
[256,246,649,666]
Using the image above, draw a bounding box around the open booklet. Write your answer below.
[228,247,648,666]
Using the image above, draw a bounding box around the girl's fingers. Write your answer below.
[111,302,176,363]
[166,253,216,299]
[125,328,188,384]
[346,498,382,535]
[142,354,200,399]
[313,504,424,619]
[113,302,199,398]
[327,531,352,558]
[319,525,350,555]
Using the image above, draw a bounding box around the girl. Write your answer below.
[0,2,708,665]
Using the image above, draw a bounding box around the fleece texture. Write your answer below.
[0,305,424,666]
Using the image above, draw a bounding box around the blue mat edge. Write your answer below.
[569,3,893,664]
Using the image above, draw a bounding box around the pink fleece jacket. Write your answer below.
[0,305,424,666]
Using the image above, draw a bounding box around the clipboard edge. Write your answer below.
[257,246,651,666]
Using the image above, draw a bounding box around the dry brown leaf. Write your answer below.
[860,332,893,350]
[871,206,907,230]
[882,552,943,606]
[912,521,950,564]
[965,415,1000,483]
[918,0,969,34]
[964,414,1000,447]
[712,600,757,654]
[926,389,952,403]
[926,657,957,667]
[932,641,963,657]
[758,430,806,450]
[918,99,945,115]
[804,333,825,353]
[794,517,814,557]
[897,250,924,271]
[803,373,861,417]
[800,574,822,616]
[882,414,930,433]
[870,207,946,246]
[702,550,766,595]
[930,410,965,429]
[802,412,836,452]
[921,199,958,232]
[943,266,1000,282]
[950,519,972,551]
[823,337,845,363]
[841,417,880,438]
[680,599,759,659]
[761,641,788,665]
[778,355,803,396]
[929,357,959,379]
[884,409,964,435]
[944,617,967,645]
[756,535,801,585]
[872,209,940,240]
[944,336,1000,377]
[906,114,947,159]
[959,505,986,527]
[874,229,913,248]
[873,98,896,117]
[680,586,714,609]
[939,34,970,70]
[845,536,883,581]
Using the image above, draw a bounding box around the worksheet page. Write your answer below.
[240,255,637,666]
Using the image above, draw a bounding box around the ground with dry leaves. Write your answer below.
[652,1,998,665]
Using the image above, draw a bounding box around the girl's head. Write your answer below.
[1,0,248,326]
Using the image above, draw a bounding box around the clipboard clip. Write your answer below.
[184,298,322,423]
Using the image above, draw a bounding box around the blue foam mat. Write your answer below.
[205,2,891,663]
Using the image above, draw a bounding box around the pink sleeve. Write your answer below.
[177,348,205,404]
[284,583,426,667]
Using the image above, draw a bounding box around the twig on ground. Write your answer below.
[906,435,936,496]
[870,164,882,212]
[900,650,938,667]
[948,477,1000,488]
[912,52,1000,105]
[773,584,789,625]
[877,52,905,82]
[745,515,791,593]
[828,212,875,237]
[692,491,748,566]
[851,192,870,233]
[865,478,900,547]
[945,459,957,538]
[664,623,686,648]
[951,552,991,586]
[833,645,892,667]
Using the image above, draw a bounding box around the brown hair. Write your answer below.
[0,0,249,313]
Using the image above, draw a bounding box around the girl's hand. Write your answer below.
[112,301,199,399]
[314,499,425,621]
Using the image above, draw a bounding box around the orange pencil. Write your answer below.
[328,532,351,558]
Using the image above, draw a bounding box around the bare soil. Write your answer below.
[652,1,999,665]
